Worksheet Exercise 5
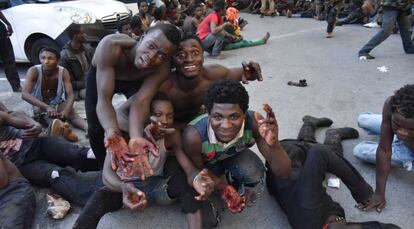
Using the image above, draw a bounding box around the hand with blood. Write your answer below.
[254,103,279,146]
[241,61,263,84]
[193,169,214,201]
[122,183,147,211]
[144,116,175,146]
[220,185,246,213]
[104,130,131,171]
[127,137,159,180]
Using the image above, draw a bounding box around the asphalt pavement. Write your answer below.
[1,13,413,229]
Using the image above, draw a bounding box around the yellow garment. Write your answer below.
[226,7,241,37]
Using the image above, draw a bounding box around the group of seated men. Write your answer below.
[1,20,413,229]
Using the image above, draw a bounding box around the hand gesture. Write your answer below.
[128,137,159,180]
[122,183,147,211]
[356,193,386,213]
[22,124,42,139]
[193,169,214,201]
[46,106,60,118]
[254,104,279,146]
[144,116,175,146]
[104,130,132,171]
[241,61,263,84]
[220,185,246,213]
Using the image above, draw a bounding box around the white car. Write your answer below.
[1,0,132,63]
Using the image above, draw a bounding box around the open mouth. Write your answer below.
[183,65,197,71]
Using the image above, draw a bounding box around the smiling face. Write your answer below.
[174,38,204,78]
[209,103,245,143]
[391,113,414,142]
[151,100,174,128]
[134,30,176,69]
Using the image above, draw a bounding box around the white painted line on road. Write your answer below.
[268,27,324,40]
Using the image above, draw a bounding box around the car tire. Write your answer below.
[30,38,60,65]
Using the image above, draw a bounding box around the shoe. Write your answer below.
[286,9,292,18]
[326,32,333,38]
[260,13,264,18]
[12,87,22,93]
[62,122,78,142]
[363,22,379,28]
[302,115,333,128]
[211,54,225,60]
[358,53,375,60]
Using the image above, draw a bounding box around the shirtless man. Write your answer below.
[85,24,181,173]
[117,34,262,130]
[353,84,414,213]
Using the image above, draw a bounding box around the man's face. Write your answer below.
[391,113,414,141]
[151,100,174,128]
[39,51,59,72]
[135,30,176,69]
[209,103,245,143]
[121,24,132,37]
[174,39,204,78]
[139,2,149,14]
[194,7,203,18]
[75,27,87,43]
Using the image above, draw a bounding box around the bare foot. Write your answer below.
[263,32,270,43]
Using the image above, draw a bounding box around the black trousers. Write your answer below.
[85,67,142,168]
[0,24,20,91]
[73,157,203,229]
[327,6,338,33]
[266,141,373,229]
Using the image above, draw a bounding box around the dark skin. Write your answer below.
[22,51,75,119]
[0,155,23,189]
[103,100,213,229]
[92,31,176,176]
[357,98,414,213]
[183,103,291,213]
[117,38,263,129]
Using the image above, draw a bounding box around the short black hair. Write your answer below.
[67,24,82,40]
[188,3,203,16]
[181,34,203,51]
[137,0,147,7]
[130,15,143,29]
[117,20,130,33]
[390,84,414,119]
[153,7,165,21]
[40,47,60,59]
[205,79,249,113]
[150,92,172,113]
[213,0,225,11]
[147,24,182,47]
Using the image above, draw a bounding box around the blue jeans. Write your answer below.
[202,32,225,56]
[359,6,414,55]
[353,112,414,170]
[206,149,265,195]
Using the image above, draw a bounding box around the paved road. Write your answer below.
[1,13,413,229]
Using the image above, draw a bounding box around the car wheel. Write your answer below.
[30,38,60,65]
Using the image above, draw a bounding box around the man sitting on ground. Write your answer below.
[183,79,291,214]
[353,84,414,213]
[60,24,94,101]
[266,115,400,229]
[22,47,84,142]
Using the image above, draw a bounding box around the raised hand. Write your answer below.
[254,104,279,146]
[356,193,386,213]
[104,131,132,171]
[122,183,147,211]
[220,185,246,213]
[193,169,214,201]
[144,116,175,146]
[241,61,263,84]
[128,137,159,180]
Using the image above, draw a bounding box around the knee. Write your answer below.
[353,141,376,160]
[357,113,373,128]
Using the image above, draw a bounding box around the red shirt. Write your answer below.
[197,11,223,40]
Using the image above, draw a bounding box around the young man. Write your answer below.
[0,154,35,229]
[117,35,263,130]
[0,102,99,206]
[0,10,21,92]
[183,79,291,213]
[196,0,234,59]
[22,47,84,141]
[136,0,153,30]
[181,4,204,35]
[266,115,401,229]
[60,24,94,101]
[117,20,133,37]
[85,24,181,174]
[353,84,414,212]
[129,15,144,40]
[358,0,414,59]
[74,94,214,229]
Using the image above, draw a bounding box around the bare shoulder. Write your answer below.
[204,64,228,80]
[382,96,392,119]
[93,34,137,66]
